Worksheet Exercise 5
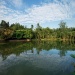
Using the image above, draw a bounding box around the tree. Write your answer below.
[10,23,24,30]
[0,20,12,40]
[58,21,68,40]
[31,25,33,30]
[0,28,13,40]
[35,23,42,39]
[59,21,67,29]
[0,20,9,28]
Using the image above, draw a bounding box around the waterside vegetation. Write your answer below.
[0,20,75,41]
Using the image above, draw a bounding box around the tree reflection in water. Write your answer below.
[0,40,75,60]
[0,40,75,75]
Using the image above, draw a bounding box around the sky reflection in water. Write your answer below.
[0,41,75,75]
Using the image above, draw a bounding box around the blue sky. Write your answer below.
[0,0,75,28]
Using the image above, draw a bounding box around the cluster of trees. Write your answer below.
[0,20,33,40]
[34,22,75,41]
[0,20,75,41]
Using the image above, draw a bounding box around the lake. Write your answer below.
[0,41,75,75]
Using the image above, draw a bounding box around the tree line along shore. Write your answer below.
[0,20,75,41]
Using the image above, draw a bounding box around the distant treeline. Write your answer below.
[0,20,75,40]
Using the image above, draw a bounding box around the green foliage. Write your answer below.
[10,23,24,30]
[0,20,75,40]
[0,20,13,40]
[59,21,67,29]
[0,28,13,40]
[0,20,9,28]
[12,29,33,39]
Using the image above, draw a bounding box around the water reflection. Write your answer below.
[0,41,75,60]
[0,41,75,75]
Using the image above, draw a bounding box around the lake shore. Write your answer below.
[9,39,31,42]
[0,38,75,43]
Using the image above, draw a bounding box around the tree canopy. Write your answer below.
[0,20,75,41]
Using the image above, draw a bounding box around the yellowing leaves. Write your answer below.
[4,29,12,35]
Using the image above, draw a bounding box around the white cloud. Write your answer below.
[0,0,75,26]
[12,0,23,8]
[26,3,69,23]
[3,0,25,9]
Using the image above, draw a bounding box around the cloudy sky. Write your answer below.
[0,0,75,28]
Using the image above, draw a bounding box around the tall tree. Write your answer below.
[0,20,9,28]
[31,25,33,30]
[59,21,67,29]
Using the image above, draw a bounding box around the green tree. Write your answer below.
[31,25,33,30]
[10,23,24,30]
[0,20,9,28]
[59,21,67,29]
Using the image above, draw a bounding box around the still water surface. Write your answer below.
[0,41,75,75]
